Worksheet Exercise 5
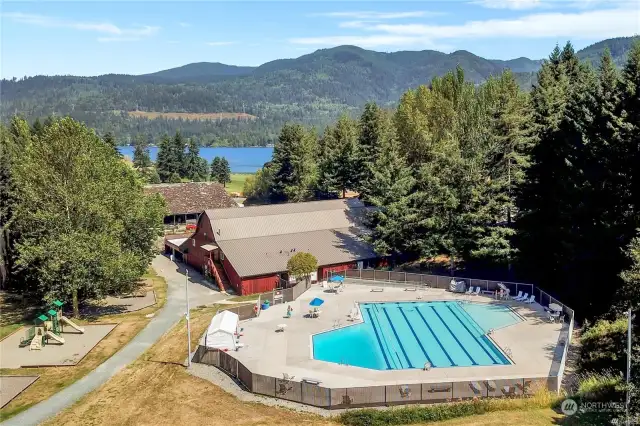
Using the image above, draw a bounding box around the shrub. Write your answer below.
[338,390,560,426]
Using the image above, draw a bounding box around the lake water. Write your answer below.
[118,146,273,173]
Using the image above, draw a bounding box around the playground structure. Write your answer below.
[20,300,85,351]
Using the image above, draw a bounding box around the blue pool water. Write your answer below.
[312,301,521,370]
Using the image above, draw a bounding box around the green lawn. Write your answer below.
[224,173,253,195]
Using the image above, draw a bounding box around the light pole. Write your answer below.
[186,269,192,369]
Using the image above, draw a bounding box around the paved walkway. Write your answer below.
[2,255,227,426]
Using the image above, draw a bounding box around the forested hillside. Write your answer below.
[1,37,636,146]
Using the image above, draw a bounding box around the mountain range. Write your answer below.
[1,36,636,147]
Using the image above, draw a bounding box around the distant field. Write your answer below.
[224,173,252,195]
[126,111,257,121]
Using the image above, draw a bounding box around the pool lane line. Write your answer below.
[381,307,413,368]
[415,306,456,366]
[363,307,392,369]
[372,306,399,369]
[452,302,485,336]
[429,305,478,366]
[398,306,435,367]
[445,304,500,365]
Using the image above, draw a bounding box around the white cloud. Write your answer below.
[370,7,638,39]
[291,5,637,50]
[471,0,543,9]
[313,11,443,20]
[2,12,159,41]
[206,41,237,46]
[289,35,451,50]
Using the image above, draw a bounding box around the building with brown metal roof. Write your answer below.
[144,182,237,225]
[181,198,379,295]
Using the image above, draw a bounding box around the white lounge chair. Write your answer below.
[473,287,481,296]
[524,295,535,304]
[470,381,482,395]
[347,310,361,321]
[465,286,474,295]
[512,291,523,300]
[515,292,528,301]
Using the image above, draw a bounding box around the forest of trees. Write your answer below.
[134,130,232,185]
[244,42,640,423]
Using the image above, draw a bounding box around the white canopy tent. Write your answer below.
[204,310,239,350]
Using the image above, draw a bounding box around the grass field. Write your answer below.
[127,111,257,121]
[224,173,253,195]
[42,302,566,426]
[0,269,168,420]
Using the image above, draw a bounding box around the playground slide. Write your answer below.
[30,336,42,351]
[46,331,65,344]
[61,316,85,333]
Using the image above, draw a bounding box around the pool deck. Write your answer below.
[202,283,566,388]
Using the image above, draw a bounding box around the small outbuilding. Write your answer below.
[204,310,239,350]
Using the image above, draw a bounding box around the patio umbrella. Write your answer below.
[309,297,325,307]
[328,275,344,283]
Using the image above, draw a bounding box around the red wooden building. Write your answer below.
[176,199,378,295]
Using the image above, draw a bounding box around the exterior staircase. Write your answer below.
[207,258,233,294]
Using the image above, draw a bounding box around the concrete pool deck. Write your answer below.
[208,283,566,389]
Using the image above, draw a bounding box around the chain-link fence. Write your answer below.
[192,347,557,409]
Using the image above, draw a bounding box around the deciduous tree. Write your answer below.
[11,117,166,316]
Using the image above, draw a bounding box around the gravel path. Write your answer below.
[2,256,227,426]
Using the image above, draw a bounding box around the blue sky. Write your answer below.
[1,0,638,78]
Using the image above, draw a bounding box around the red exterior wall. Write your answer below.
[184,213,215,272]
[240,274,280,295]
[318,262,357,281]
[222,255,242,293]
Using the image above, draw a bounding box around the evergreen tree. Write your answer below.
[31,118,44,137]
[210,156,223,182]
[218,157,231,187]
[271,123,317,202]
[132,134,151,169]
[365,131,418,259]
[171,131,186,177]
[103,131,120,157]
[354,102,388,199]
[0,117,31,289]
[473,71,534,266]
[183,138,203,180]
[516,43,591,300]
[317,115,357,198]
[168,172,182,183]
[146,168,161,184]
[155,135,174,182]
[618,41,640,238]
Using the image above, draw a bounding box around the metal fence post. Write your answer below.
[404,272,407,283]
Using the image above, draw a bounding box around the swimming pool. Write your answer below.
[312,301,521,370]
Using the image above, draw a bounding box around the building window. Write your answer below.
[220,252,225,261]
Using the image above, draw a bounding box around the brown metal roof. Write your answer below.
[217,227,376,277]
[205,198,367,241]
[202,199,375,277]
[144,182,237,215]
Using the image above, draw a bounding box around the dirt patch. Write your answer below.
[127,111,257,121]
